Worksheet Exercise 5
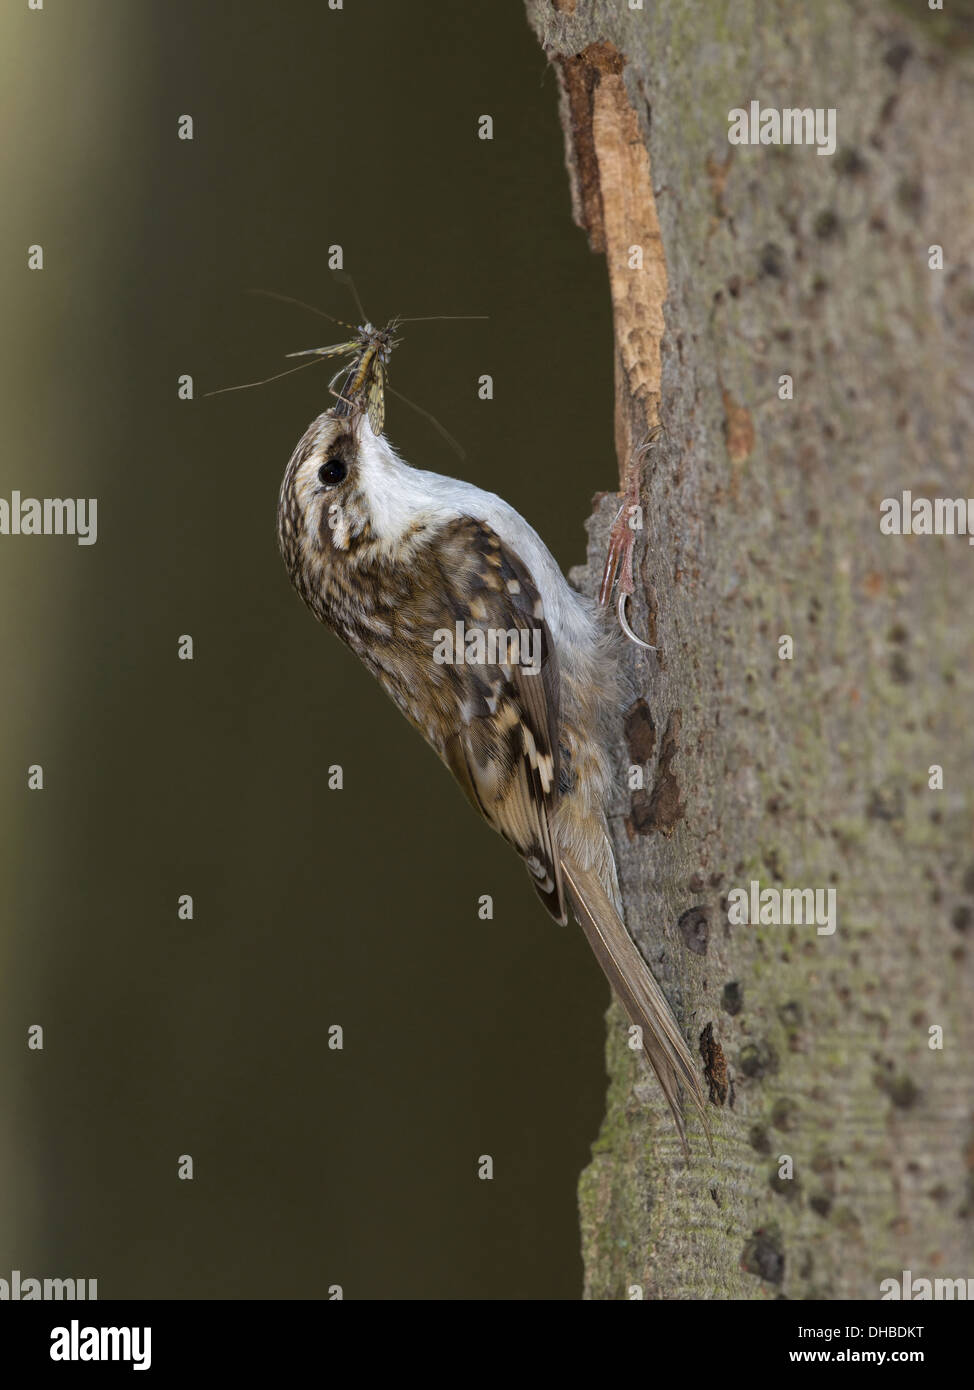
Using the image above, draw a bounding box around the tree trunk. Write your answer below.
[525,0,974,1300]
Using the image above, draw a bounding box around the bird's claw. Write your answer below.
[599,453,657,652]
[617,591,657,651]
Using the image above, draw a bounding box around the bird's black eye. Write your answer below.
[317,458,347,488]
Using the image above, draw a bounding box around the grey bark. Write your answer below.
[525,0,974,1300]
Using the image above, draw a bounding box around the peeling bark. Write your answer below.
[526,0,974,1300]
[553,38,667,458]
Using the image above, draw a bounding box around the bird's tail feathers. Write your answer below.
[560,852,713,1158]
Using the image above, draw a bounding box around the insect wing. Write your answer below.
[285,338,361,361]
[365,364,386,434]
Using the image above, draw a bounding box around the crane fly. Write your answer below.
[205,282,486,454]
[285,317,402,435]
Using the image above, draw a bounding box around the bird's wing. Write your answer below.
[404,516,711,1155]
[435,518,567,924]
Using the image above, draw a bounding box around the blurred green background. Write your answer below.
[0,0,616,1298]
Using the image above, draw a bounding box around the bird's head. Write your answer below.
[277,409,465,619]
